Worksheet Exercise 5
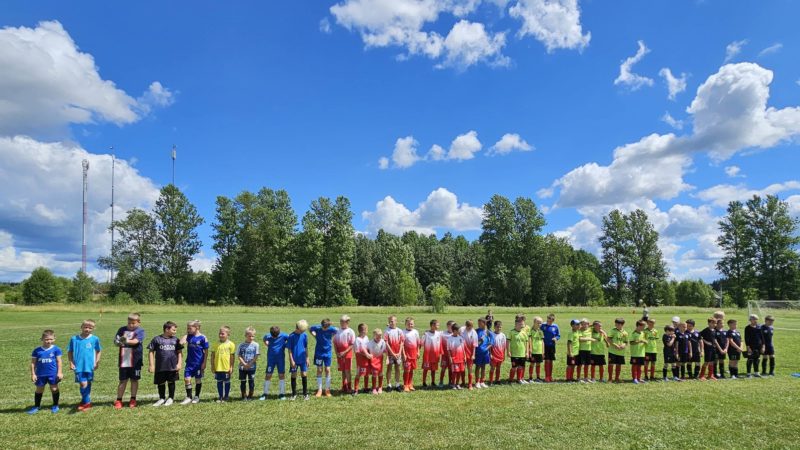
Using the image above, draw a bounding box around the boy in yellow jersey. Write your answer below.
[565,320,580,381]
[527,317,544,382]
[210,326,236,402]
[643,318,659,381]
[589,321,608,383]
[607,318,628,383]
[577,318,593,382]
[508,319,529,384]
[629,320,647,384]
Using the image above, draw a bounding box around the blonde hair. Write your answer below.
[340,314,351,323]
[187,320,201,328]
[373,328,383,338]
[127,312,141,322]
[533,316,543,324]
[220,325,231,334]
[296,319,309,331]
[405,316,414,324]
[82,319,96,327]
[245,326,256,336]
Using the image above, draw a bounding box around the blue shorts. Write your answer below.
[314,354,332,367]
[74,372,93,383]
[290,361,308,373]
[474,351,490,366]
[35,375,60,387]
[266,358,285,375]
[184,366,204,379]
[214,372,231,382]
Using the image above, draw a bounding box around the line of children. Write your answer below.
[148,321,183,406]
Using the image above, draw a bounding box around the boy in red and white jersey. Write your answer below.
[489,321,506,385]
[383,315,405,392]
[438,320,455,388]
[402,317,421,392]
[353,324,371,395]
[460,320,478,390]
[333,315,356,394]
[447,323,467,390]
[368,329,387,394]
[422,320,442,388]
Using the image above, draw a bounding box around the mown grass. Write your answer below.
[0,305,798,449]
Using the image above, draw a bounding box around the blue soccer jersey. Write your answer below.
[32,345,62,377]
[68,334,102,373]
[264,332,289,362]
[186,334,209,367]
[309,325,338,357]
[541,323,560,348]
[287,331,308,361]
[476,329,493,355]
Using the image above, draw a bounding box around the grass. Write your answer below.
[0,305,798,449]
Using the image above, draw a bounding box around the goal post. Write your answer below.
[747,300,800,331]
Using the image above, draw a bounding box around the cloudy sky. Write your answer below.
[1,1,799,282]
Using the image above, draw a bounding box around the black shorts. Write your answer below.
[727,351,741,361]
[630,357,645,366]
[511,357,527,368]
[663,352,677,364]
[716,352,726,361]
[119,367,141,381]
[566,355,577,366]
[608,354,625,365]
[529,354,543,363]
[645,352,657,363]
[154,370,179,385]
[591,354,606,365]
[239,368,256,380]
[544,346,556,361]
[704,353,716,363]
[578,350,592,365]
[690,354,701,363]
[763,346,775,356]
[748,350,761,360]
[679,353,689,363]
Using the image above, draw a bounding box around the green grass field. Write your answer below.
[0,305,798,449]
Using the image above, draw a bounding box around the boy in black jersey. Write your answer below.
[713,319,728,379]
[761,315,775,376]
[661,325,679,381]
[686,319,701,379]
[675,322,690,379]
[699,318,717,381]
[744,314,763,377]
[726,319,743,379]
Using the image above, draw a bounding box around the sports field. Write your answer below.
[0,305,798,449]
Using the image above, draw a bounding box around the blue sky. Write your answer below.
[1,0,799,282]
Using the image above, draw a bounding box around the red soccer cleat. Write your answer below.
[113,400,123,410]
[129,399,137,408]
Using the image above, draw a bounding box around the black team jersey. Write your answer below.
[662,333,676,355]
[761,325,774,350]
[687,329,701,355]
[727,329,741,354]
[714,328,728,352]
[700,327,716,352]
[675,330,690,355]
[744,324,763,349]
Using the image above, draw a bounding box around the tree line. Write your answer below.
[5,187,798,308]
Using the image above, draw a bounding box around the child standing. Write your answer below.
[508,319,529,384]
[114,312,145,409]
[726,319,743,379]
[474,318,493,388]
[438,320,455,388]
[288,320,310,400]
[402,317,421,392]
[577,319,592,382]
[310,318,338,398]
[566,319,580,382]
[686,319,701,379]
[460,320,478,390]
[210,326,236,402]
[148,321,183,406]
[353,324,371,394]
[384,315,405,392]
[744,314,763,377]
[237,327,260,400]
[589,321,608,383]
[447,323,467,390]
[368,328,387,394]
[541,314,560,383]
[485,309,494,331]
[762,315,775,376]
[28,330,63,414]
[643,319,659,381]
[422,320,442,388]
[607,318,627,383]
[489,321,506,385]
[334,315,356,393]
[662,325,679,381]
[676,322,691,379]
[713,319,728,379]
[181,320,208,404]
[67,319,102,411]
[261,326,288,400]
[528,317,544,382]
[629,320,647,384]
[698,317,717,381]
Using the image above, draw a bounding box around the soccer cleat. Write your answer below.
[698,377,707,381]
[325,389,332,397]
[377,388,383,394]
[153,399,166,407]
[51,405,59,414]
[303,395,310,401]
[258,395,267,401]
[409,385,415,391]
[278,395,286,401]
[371,389,378,395]
[437,382,444,388]
[753,373,761,378]
[180,397,193,405]
[78,403,92,411]
[164,398,174,406]
[315,389,323,398]
[403,386,410,392]
[632,379,640,385]
[113,400,123,410]
[26,407,39,415]
[730,375,738,380]
[290,395,297,401]
[129,399,137,408]
[192,396,200,404]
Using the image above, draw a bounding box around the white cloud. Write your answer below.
[390,136,422,169]
[190,252,215,273]
[724,165,742,178]
[378,156,389,169]
[447,130,482,160]
[509,0,591,52]
[0,230,82,281]
[661,112,684,130]
[724,39,747,63]
[438,20,509,69]
[553,218,600,254]
[659,68,687,100]
[758,42,782,57]
[696,181,800,207]
[488,133,533,155]
[614,40,654,91]
[379,130,490,169]
[136,81,175,113]
[426,144,446,161]
[362,187,483,235]
[0,21,173,137]
[786,195,800,219]
[319,17,332,34]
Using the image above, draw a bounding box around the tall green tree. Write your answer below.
[479,195,516,304]
[211,196,239,303]
[746,195,800,299]
[600,210,629,305]
[716,201,756,306]
[100,208,160,273]
[23,267,60,304]
[68,270,95,303]
[675,279,715,306]
[623,209,667,305]
[374,230,420,306]
[153,184,204,300]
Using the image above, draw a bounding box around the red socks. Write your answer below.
[591,365,596,379]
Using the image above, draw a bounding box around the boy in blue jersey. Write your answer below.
[310,318,338,397]
[67,319,102,411]
[474,318,493,388]
[288,320,310,400]
[28,329,63,414]
[541,313,560,382]
[114,312,145,409]
[261,326,289,400]
[181,320,208,404]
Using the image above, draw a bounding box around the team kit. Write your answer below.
[27,310,778,413]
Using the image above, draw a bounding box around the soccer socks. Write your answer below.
[536,364,541,380]
[325,375,331,390]
[615,365,621,381]
[598,365,604,380]
[301,376,308,396]
[672,367,679,378]
[52,390,59,406]
[693,364,700,378]
[770,357,775,375]
[167,381,176,399]
[263,380,271,396]
[79,384,92,404]
[566,366,574,381]
[290,378,297,396]
[195,383,202,397]
[241,380,247,397]
[680,365,685,378]
[316,376,323,391]
[279,379,285,395]
[158,384,166,400]
[528,364,534,379]
[662,367,668,379]
[185,382,193,399]
[34,392,43,408]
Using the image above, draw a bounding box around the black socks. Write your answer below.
[34,393,42,408]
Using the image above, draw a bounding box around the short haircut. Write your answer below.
[547,313,556,320]
[373,328,383,337]
[82,319,96,327]
[220,325,232,333]
[592,320,602,326]
[713,310,725,320]
[446,320,455,327]
[664,325,675,332]
[686,319,695,325]
[296,320,308,331]
[187,320,201,328]
[646,318,655,324]
[430,319,439,326]
[321,318,331,328]
[357,323,367,333]
[748,314,758,321]
[707,317,716,323]
[451,323,460,332]
[614,318,625,324]
[635,320,645,327]
[340,315,350,323]
[493,320,502,328]
[580,318,589,324]
[533,316,543,323]
[465,319,473,327]
[42,329,55,339]
[478,318,486,324]
[764,315,774,322]
[405,317,414,324]
[727,319,737,325]
[270,326,280,336]
[127,312,141,322]
[245,326,256,336]
[388,315,397,321]
[163,321,177,331]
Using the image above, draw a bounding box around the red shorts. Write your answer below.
[451,363,464,373]
[337,356,352,372]
[490,358,504,367]
[440,354,450,368]
[465,357,474,366]
[357,366,369,376]
[370,358,383,373]
[422,361,439,371]
[356,355,370,369]
[403,358,417,370]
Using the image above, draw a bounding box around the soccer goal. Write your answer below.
[747,300,800,331]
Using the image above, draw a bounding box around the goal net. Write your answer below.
[747,300,800,331]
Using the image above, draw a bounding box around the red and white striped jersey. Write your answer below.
[460,327,478,353]
[447,335,466,363]
[384,327,405,354]
[491,332,507,361]
[422,330,443,358]
[368,339,387,358]
[334,327,356,356]
[354,336,370,357]
[403,329,420,358]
